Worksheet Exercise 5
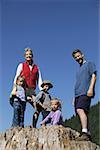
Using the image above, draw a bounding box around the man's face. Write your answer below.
[74,52,84,65]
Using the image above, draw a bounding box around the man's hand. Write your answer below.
[87,73,96,97]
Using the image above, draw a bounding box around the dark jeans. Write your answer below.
[12,99,26,127]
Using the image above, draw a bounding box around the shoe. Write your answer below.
[76,132,91,141]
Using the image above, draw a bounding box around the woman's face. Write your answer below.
[25,50,33,61]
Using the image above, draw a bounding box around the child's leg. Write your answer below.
[32,111,40,128]
[12,101,20,127]
[41,110,50,125]
[41,110,50,120]
[19,102,26,127]
[32,104,41,128]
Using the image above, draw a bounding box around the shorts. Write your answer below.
[26,88,36,97]
[75,95,91,114]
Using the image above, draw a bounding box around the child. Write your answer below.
[40,98,63,127]
[10,76,26,127]
[30,80,53,128]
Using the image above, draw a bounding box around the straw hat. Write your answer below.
[41,80,53,88]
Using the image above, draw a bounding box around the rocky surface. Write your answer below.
[0,126,99,150]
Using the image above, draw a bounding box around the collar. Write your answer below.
[25,61,34,66]
[83,60,87,64]
[80,60,87,67]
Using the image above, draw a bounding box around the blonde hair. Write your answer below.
[16,76,25,84]
[51,98,62,108]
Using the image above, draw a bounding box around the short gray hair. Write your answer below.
[24,47,33,56]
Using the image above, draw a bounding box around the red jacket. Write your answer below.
[20,62,39,89]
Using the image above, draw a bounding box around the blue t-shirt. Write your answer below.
[75,61,96,97]
[16,85,26,101]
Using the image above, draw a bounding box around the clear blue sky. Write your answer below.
[0,0,99,132]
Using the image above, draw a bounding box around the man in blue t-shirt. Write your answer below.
[72,49,97,141]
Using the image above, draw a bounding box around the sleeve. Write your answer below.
[10,85,17,97]
[40,112,51,125]
[13,63,23,84]
[53,110,62,125]
[34,91,43,103]
[88,62,97,76]
[38,68,43,91]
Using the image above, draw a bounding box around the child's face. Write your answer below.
[43,84,50,91]
[25,50,33,61]
[51,101,59,111]
[17,77,24,86]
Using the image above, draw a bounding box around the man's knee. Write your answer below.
[76,108,84,115]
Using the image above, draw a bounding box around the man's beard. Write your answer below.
[77,58,83,65]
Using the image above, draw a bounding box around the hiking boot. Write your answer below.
[76,132,91,141]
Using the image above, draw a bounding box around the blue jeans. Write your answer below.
[12,99,26,127]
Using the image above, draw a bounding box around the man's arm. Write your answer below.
[87,73,96,97]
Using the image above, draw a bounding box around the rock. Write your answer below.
[0,126,99,150]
